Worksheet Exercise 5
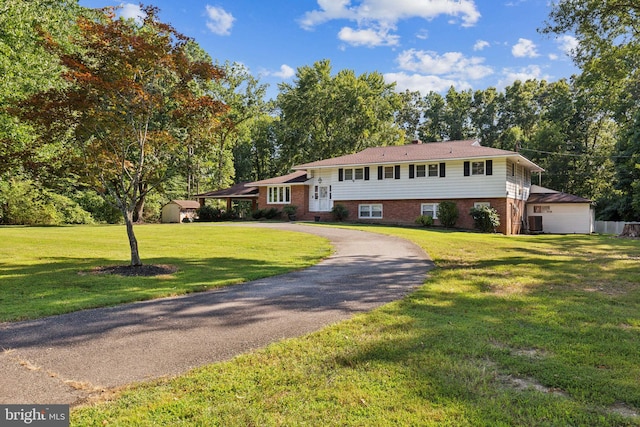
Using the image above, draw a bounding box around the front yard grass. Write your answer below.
[72,226,640,426]
[0,224,331,322]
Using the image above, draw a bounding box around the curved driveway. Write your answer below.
[0,223,431,405]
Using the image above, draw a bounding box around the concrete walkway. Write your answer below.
[0,224,431,406]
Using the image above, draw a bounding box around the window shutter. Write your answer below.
[439,162,446,178]
[486,160,493,176]
[378,166,383,180]
[338,168,344,181]
[409,164,415,179]
[394,165,401,179]
[364,166,370,181]
[464,161,470,176]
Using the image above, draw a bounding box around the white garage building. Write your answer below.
[526,185,594,234]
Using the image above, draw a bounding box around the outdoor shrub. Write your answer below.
[74,190,122,224]
[331,204,349,221]
[415,215,434,227]
[197,205,219,222]
[437,201,459,228]
[470,205,500,232]
[264,207,281,219]
[251,209,265,220]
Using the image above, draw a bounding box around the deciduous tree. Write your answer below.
[12,5,226,266]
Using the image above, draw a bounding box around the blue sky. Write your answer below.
[78,0,579,99]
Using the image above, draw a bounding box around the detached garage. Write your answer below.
[526,185,594,234]
[161,200,201,223]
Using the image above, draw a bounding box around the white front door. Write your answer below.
[311,185,332,212]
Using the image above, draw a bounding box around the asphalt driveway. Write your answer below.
[0,223,431,406]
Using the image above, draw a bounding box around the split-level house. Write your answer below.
[247,139,545,235]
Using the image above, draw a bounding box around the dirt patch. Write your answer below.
[89,264,178,277]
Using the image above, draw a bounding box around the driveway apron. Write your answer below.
[0,224,432,405]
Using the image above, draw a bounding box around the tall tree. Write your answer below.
[443,86,474,141]
[395,90,424,143]
[418,91,446,142]
[277,60,402,168]
[12,6,226,266]
[543,0,640,219]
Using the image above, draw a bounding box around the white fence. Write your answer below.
[595,221,630,235]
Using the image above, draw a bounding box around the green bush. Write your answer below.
[470,205,500,233]
[437,201,459,228]
[415,215,434,227]
[197,205,219,222]
[264,207,281,219]
[251,209,265,220]
[74,190,122,224]
[331,204,349,221]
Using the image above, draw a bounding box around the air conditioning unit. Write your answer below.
[529,216,543,232]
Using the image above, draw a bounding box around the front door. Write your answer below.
[318,186,330,211]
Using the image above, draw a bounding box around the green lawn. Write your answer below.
[0,224,331,322]
[71,226,640,426]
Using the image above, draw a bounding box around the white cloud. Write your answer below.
[338,26,400,47]
[473,40,490,51]
[299,0,481,47]
[497,65,549,88]
[205,5,235,36]
[556,35,578,56]
[272,64,295,79]
[396,49,493,80]
[512,38,539,58]
[384,72,468,94]
[118,3,144,24]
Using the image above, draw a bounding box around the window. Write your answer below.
[421,203,439,219]
[428,164,439,177]
[384,166,394,179]
[472,161,485,175]
[474,202,490,208]
[359,204,383,219]
[355,168,364,180]
[464,160,492,176]
[416,165,426,177]
[268,186,291,204]
[344,168,353,180]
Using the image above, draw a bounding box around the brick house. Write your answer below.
[247,139,546,235]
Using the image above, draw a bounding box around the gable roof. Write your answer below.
[293,140,543,172]
[527,192,592,204]
[246,170,309,187]
[167,200,200,209]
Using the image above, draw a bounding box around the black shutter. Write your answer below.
[439,162,446,178]
[464,161,470,176]
[338,168,344,181]
[409,164,415,179]
[364,166,370,181]
[486,160,493,176]
[394,165,401,179]
[378,166,383,180]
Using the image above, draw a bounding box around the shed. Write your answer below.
[526,185,594,234]
[161,200,201,223]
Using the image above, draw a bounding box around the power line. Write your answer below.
[519,147,634,159]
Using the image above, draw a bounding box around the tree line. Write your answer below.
[1,0,639,235]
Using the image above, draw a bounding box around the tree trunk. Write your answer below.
[620,223,640,238]
[124,212,142,266]
[133,195,145,223]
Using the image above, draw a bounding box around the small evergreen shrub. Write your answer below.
[415,215,434,227]
[197,205,219,222]
[331,204,349,221]
[437,201,459,228]
[264,207,281,219]
[470,205,500,233]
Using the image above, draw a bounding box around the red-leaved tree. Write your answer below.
[13,5,227,266]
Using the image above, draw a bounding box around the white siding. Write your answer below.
[526,203,594,234]
[310,158,519,201]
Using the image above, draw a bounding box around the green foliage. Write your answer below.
[437,201,459,228]
[197,205,237,222]
[250,207,281,220]
[74,190,122,224]
[470,205,500,233]
[331,204,349,222]
[415,215,434,227]
[0,176,93,225]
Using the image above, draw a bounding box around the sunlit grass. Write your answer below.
[0,224,331,321]
[71,226,640,426]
